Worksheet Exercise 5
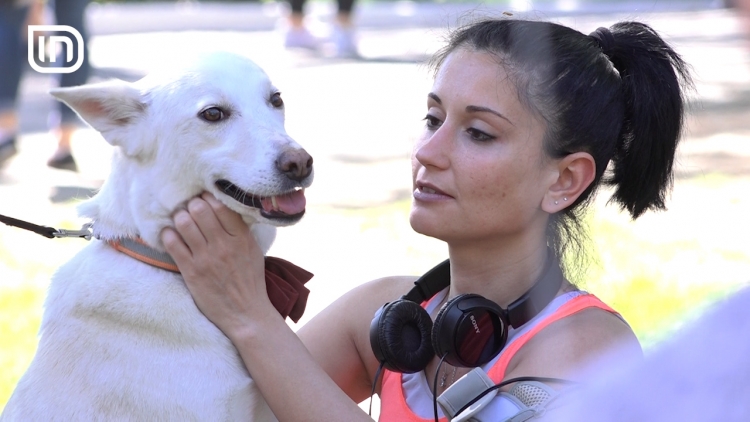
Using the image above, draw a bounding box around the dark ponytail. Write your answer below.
[428,18,693,276]
[604,22,693,218]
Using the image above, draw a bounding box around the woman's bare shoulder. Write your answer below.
[505,305,642,383]
[302,275,419,331]
[297,274,420,401]
[319,275,421,331]
[345,275,420,304]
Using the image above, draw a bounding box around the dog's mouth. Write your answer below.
[215,179,306,222]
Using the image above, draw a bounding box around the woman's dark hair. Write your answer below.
[428,18,693,278]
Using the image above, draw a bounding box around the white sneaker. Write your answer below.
[329,26,359,58]
[284,27,319,50]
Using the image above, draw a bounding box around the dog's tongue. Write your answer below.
[261,190,306,215]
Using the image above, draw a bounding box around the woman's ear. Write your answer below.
[542,152,596,213]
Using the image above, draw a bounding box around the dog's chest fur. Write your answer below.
[3,241,275,421]
[0,52,307,421]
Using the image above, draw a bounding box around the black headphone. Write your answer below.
[369,250,563,373]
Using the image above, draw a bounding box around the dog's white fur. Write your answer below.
[1,52,312,421]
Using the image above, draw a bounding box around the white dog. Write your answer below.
[1,52,313,421]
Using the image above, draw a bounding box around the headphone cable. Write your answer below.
[368,361,386,417]
[431,354,449,422]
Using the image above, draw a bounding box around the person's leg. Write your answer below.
[289,0,306,29]
[331,0,358,57]
[0,6,30,165]
[336,0,355,27]
[48,0,91,171]
[284,0,319,50]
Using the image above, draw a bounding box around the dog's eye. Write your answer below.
[270,92,284,108]
[200,107,225,122]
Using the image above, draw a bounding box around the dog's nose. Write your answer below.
[277,148,313,182]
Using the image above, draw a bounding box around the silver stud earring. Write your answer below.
[563,197,568,201]
[554,200,559,205]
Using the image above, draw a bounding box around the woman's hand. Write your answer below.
[161,192,275,341]
[161,196,378,422]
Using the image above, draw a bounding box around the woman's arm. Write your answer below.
[296,274,416,403]
[229,310,373,422]
[161,193,412,421]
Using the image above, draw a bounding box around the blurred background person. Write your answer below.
[46,0,91,171]
[283,0,359,58]
[0,0,90,172]
[0,0,41,167]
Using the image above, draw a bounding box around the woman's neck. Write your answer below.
[446,239,551,309]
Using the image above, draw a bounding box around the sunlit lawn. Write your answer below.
[0,209,88,411]
[0,282,45,410]
[2,175,748,411]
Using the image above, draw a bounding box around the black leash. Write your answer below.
[0,213,93,240]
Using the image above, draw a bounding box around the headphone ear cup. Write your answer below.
[432,294,509,368]
[370,300,435,374]
[431,294,466,363]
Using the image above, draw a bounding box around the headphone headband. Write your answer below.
[404,248,563,328]
[507,253,563,327]
[402,258,451,303]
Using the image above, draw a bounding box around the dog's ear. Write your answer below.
[50,80,147,154]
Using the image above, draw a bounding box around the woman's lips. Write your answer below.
[414,183,453,201]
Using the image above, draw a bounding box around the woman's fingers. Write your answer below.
[186,195,226,244]
[201,192,249,238]
[186,194,264,262]
[161,227,192,263]
[163,192,265,281]
[159,193,272,338]
[172,207,208,254]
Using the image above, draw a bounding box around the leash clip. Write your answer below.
[53,222,94,240]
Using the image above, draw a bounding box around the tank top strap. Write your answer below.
[379,292,616,422]
[380,370,448,422]
[487,293,618,382]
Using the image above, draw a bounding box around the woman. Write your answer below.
[161,17,692,421]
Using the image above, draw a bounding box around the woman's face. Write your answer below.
[410,48,557,245]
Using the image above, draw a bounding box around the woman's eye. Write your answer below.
[423,114,441,129]
[467,127,495,142]
[270,92,284,108]
[200,107,225,122]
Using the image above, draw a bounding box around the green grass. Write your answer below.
[334,191,748,351]
[0,283,45,408]
[2,179,748,411]
[581,213,740,347]
[1,211,87,410]
[579,182,749,347]
[340,188,749,352]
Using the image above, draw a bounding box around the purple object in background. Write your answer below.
[543,286,750,421]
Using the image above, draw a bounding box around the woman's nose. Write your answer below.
[414,125,451,170]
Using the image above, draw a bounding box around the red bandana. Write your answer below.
[108,239,313,322]
[263,256,312,323]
